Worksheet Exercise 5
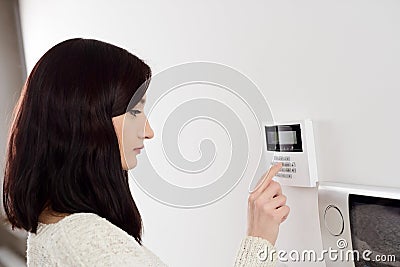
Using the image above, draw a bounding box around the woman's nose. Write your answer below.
[144,119,154,139]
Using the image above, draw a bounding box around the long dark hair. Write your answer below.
[2,38,151,245]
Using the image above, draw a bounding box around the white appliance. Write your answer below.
[318,182,400,266]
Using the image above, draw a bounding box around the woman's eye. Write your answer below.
[129,110,141,117]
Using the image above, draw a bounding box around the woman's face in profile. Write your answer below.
[112,95,154,170]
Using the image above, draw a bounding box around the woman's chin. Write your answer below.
[127,159,138,170]
[122,158,137,170]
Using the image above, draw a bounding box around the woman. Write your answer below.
[2,38,289,266]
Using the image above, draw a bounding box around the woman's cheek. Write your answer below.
[123,121,136,146]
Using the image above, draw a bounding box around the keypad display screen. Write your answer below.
[265,124,303,152]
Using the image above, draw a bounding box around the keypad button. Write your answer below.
[291,162,296,167]
[292,168,296,173]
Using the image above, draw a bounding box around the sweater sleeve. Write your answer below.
[234,236,278,267]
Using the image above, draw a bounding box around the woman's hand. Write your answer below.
[246,162,290,246]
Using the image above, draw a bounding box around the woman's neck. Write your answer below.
[38,207,70,224]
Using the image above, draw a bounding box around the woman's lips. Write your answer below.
[134,146,144,153]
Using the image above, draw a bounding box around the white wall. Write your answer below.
[18,1,400,266]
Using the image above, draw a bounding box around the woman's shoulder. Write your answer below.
[32,213,110,236]
[39,212,105,226]
[27,213,155,266]
[31,212,139,246]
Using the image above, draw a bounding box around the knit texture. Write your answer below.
[27,213,277,266]
[234,236,278,267]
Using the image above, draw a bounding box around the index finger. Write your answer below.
[249,162,283,194]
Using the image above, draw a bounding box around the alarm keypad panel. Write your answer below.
[271,156,296,178]
[264,119,318,187]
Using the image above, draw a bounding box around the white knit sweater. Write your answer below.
[27,213,277,266]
